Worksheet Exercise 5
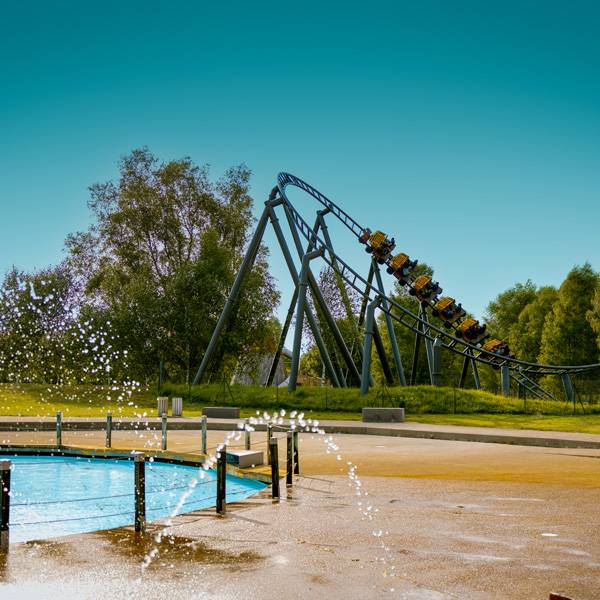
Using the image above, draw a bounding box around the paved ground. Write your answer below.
[0,430,599,599]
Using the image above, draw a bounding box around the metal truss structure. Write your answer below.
[193,173,600,401]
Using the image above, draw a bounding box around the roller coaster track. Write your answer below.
[193,172,600,398]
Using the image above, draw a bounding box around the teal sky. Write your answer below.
[1,1,599,323]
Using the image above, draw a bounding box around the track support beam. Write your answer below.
[432,337,442,386]
[501,364,511,397]
[561,373,575,403]
[289,249,325,391]
[269,207,340,388]
[373,262,406,386]
[360,296,381,396]
[282,203,361,386]
[193,202,271,385]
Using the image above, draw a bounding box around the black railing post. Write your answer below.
[216,445,227,515]
[161,414,167,451]
[269,437,280,500]
[106,412,112,448]
[201,415,207,455]
[56,410,62,448]
[0,460,10,551]
[244,418,251,450]
[134,452,146,534]
[293,430,299,475]
[286,432,293,486]
[266,424,273,464]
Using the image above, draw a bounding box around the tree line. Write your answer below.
[302,262,600,396]
[0,149,280,386]
[2,148,599,396]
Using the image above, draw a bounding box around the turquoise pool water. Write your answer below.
[3,455,266,543]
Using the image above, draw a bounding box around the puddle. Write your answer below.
[94,527,263,571]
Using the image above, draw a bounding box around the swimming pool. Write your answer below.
[3,455,266,543]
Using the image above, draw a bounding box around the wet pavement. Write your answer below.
[0,432,599,599]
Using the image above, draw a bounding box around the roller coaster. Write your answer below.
[193,173,600,401]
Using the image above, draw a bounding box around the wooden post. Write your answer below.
[56,411,62,448]
[216,445,227,515]
[0,460,10,551]
[161,413,167,451]
[286,432,293,486]
[269,437,280,500]
[293,430,299,475]
[201,415,207,455]
[134,453,146,534]
[244,418,251,450]
[105,412,112,448]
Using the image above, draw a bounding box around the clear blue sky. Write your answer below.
[1,1,599,324]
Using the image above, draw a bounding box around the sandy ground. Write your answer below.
[0,430,599,599]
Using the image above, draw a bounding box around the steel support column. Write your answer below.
[373,262,406,386]
[282,203,361,386]
[410,320,423,386]
[193,203,271,385]
[266,287,298,386]
[360,297,381,396]
[419,306,435,385]
[373,322,394,385]
[501,364,511,397]
[289,249,325,391]
[561,373,575,403]
[471,354,481,389]
[268,207,340,388]
[358,264,375,329]
[432,337,442,386]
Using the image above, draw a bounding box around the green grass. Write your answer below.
[0,382,598,434]
[408,413,600,434]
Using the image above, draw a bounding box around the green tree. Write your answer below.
[66,148,279,382]
[510,286,558,362]
[0,265,127,385]
[588,287,600,359]
[540,264,599,365]
[485,280,538,341]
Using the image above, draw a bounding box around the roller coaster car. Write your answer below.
[358,228,372,244]
[481,339,511,357]
[454,318,488,344]
[408,275,443,302]
[364,230,396,263]
[431,297,466,325]
[386,252,418,282]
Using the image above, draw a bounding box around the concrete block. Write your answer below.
[362,407,405,423]
[226,449,264,468]
[202,406,240,419]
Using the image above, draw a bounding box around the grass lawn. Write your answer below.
[408,413,600,435]
[0,382,599,434]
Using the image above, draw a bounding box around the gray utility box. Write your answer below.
[362,407,405,423]
[202,407,240,419]
[157,396,169,417]
[226,450,264,468]
[172,397,183,417]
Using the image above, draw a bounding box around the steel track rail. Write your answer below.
[277,173,600,377]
